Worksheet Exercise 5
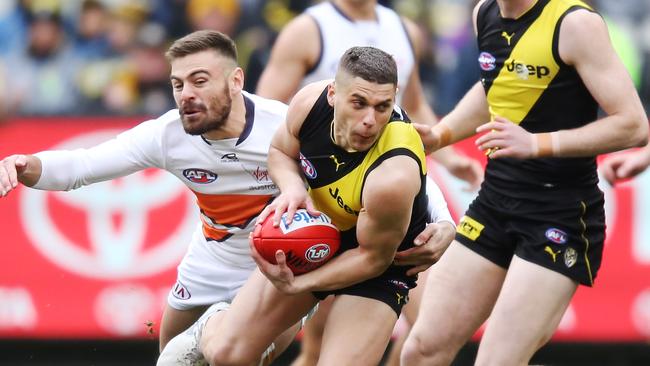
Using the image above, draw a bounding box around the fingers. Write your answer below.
[599,159,620,185]
[483,146,514,159]
[304,199,321,217]
[406,264,431,276]
[256,204,274,225]
[616,161,641,180]
[250,238,270,272]
[0,155,20,197]
[412,122,432,135]
[272,203,289,227]
[413,223,435,246]
[476,119,507,134]
[393,247,417,262]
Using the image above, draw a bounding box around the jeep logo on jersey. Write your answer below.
[183,169,217,184]
[545,228,568,244]
[20,130,196,279]
[300,153,317,179]
[505,59,550,79]
[305,244,331,262]
[478,52,496,71]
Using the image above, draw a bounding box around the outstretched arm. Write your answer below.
[1,118,164,197]
[0,154,42,196]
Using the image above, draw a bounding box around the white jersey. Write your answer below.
[33,92,286,265]
[302,2,415,103]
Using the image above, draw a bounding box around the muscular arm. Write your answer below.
[550,9,648,156]
[255,15,320,103]
[264,81,331,225]
[291,155,421,292]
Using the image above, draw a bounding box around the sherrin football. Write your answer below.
[253,209,340,275]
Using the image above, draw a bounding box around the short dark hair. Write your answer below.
[165,30,237,62]
[337,46,397,85]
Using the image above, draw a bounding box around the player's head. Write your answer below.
[328,46,397,152]
[167,30,243,135]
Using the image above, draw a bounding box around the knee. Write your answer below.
[203,341,257,366]
[401,332,456,366]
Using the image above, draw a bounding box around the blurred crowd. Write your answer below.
[0,0,648,119]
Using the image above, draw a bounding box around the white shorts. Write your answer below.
[167,224,256,310]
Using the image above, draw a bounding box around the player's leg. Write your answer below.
[201,268,319,365]
[157,227,256,359]
[383,267,429,366]
[475,256,577,366]
[159,304,208,351]
[401,241,506,366]
[291,296,333,366]
[476,190,605,365]
[316,295,398,366]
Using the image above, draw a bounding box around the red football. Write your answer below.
[253,209,340,275]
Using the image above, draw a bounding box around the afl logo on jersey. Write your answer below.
[300,153,317,179]
[478,52,496,71]
[183,168,218,184]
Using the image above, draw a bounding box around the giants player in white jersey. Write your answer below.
[0,31,303,365]
[256,1,472,364]
[0,31,451,365]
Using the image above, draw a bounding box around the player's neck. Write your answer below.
[497,0,538,19]
[330,120,357,153]
[333,0,377,21]
[202,93,246,141]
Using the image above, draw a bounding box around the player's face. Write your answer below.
[329,76,395,152]
[170,50,234,135]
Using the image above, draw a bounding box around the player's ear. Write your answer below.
[229,67,244,94]
[327,82,336,107]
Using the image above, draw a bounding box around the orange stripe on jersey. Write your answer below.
[192,191,274,241]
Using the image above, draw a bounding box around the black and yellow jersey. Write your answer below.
[298,87,429,278]
[477,0,599,193]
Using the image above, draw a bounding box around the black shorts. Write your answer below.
[313,273,415,315]
[455,184,605,286]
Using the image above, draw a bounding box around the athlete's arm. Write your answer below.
[401,17,483,190]
[255,15,320,103]
[475,9,648,159]
[600,144,650,185]
[394,179,455,274]
[271,155,421,293]
[0,154,42,196]
[261,81,332,227]
[416,81,491,154]
[551,9,648,155]
[0,118,165,196]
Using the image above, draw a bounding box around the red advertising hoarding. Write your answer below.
[0,118,649,341]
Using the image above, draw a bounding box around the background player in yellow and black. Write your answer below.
[402,0,648,365]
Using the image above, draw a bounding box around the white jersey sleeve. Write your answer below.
[425,176,454,225]
[32,111,175,191]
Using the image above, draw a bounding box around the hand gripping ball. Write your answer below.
[253,209,340,274]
